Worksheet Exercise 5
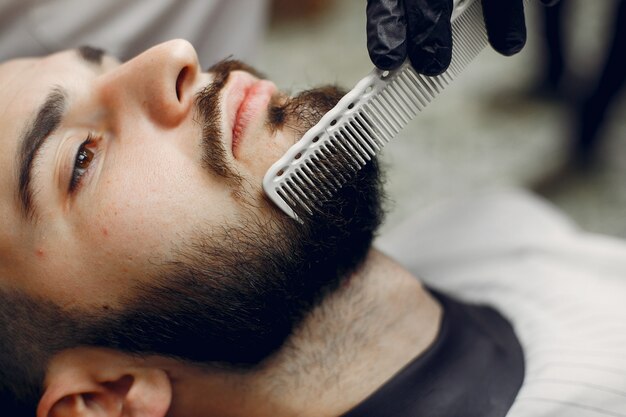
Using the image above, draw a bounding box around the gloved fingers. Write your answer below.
[482,0,527,56]
[367,0,408,70]
[404,0,454,75]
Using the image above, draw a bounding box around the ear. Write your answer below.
[37,348,172,417]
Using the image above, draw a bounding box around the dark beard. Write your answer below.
[72,61,385,367]
[0,61,385,417]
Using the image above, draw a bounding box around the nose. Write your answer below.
[98,39,200,127]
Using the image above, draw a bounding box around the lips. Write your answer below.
[224,71,277,159]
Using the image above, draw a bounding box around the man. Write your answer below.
[3,36,625,417]
[0,39,420,416]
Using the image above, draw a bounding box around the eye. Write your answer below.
[69,134,96,193]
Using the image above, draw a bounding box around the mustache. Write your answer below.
[268,86,346,137]
[194,59,254,186]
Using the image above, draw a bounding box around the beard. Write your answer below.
[69,60,385,367]
[0,60,385,417]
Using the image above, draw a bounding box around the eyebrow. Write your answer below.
[17,87,67,220]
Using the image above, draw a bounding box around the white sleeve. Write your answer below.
[376,187,580,270]
[0,0,269,66]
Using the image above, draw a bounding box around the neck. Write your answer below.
[166,249,442,417]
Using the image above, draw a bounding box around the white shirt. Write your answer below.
[0,0,268,66]
[377,189,626,417]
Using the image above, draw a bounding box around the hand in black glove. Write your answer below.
[367,0,560,76]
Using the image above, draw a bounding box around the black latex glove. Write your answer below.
[367,0,560,76]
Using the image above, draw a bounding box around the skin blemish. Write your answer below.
[35,248,45,259]
[101,227,109,237]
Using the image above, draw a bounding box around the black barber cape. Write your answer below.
[342,289,524,417]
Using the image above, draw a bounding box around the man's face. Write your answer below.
[0,40,383,372]
[0,40,305,308]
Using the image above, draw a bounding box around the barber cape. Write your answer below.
[376,188,626,417]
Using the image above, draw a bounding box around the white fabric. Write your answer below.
[377,188,626,417]
[0,0,269,66]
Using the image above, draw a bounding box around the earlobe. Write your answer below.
[37,349,172,417]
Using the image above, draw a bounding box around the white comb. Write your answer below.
[263,0,488,221]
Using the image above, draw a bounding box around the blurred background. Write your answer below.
[261,0,626,238]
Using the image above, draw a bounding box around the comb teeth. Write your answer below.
[263,0,488,221]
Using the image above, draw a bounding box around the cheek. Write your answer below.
[74,145,239,281]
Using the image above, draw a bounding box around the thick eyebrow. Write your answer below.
[76,45,106,65]
[17,87,67,220]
